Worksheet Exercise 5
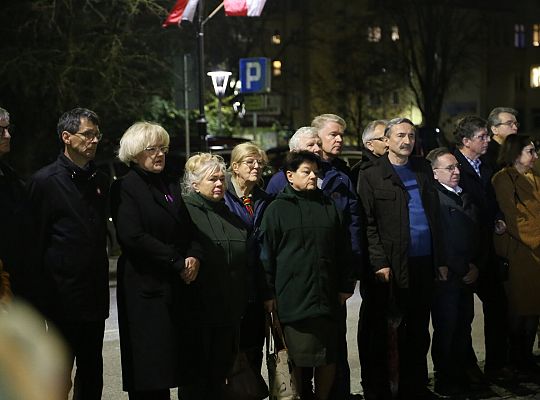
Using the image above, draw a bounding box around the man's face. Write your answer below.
[462,128,490,158]
[433,153,461,189]
[62,117,100,162]
[387,123,415,159]
[0,118,11,157]
[318,121,344,159]
[491,112,518,140]
[298,136,322,156]
[365,124,388,157]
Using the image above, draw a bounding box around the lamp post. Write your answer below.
[207,70,232,135]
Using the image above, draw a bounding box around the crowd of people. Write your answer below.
[1,105,540,400]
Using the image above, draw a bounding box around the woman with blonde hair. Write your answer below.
[111,122,202,399]
[181,153,248,400]
[224,142,272,376]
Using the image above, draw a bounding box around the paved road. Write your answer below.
[101,261,540,399]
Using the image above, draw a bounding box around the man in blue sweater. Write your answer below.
[358,118,445,400]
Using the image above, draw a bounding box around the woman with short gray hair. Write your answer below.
[111,121,202,400]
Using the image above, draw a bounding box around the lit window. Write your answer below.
[530,66,540,88]
[391,26,399,41]
[368,26,382,42]
[533,24,540,46]
[515,24,525,48]
[272,60,282,77]
[271,31,281,45]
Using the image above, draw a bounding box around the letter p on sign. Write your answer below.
[239,58,271,94]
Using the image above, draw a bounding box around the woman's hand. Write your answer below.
[181,257,200,284]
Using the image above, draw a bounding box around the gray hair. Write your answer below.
[311,114,347,134]
[487,107,518,134]
[384,117,416,138]
[289,127,317,151]
[362,120,388,146]
[182,153,227,195]
[118,122,170,165]
[426,147,452,168]
[0,108,9,122]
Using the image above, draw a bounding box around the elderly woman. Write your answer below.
[492,134,540,375]
[111,122,202,400]
[181,153,248,400]
[260,151,355,400]
[224,142,272,374]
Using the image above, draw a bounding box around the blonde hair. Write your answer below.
[311,114,347,134]
[118,122,170,165]
[182,153,227,195]
[229,142,268,171]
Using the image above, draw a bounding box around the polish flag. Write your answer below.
[162,0,199,27]
[224,0,267,17]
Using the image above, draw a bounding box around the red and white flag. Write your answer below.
[224,0,267,17]
[162,0,199,27]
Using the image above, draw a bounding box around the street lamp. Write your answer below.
[207,70,232,135]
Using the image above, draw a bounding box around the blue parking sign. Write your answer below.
[239,58,271,93]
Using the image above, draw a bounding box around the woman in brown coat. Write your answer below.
[492,134,540,374]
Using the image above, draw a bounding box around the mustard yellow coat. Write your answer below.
[492,167,540,315]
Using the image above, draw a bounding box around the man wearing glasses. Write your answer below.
[426,147,480,397]
[486,107,519,172]
[452,115,511,384]
[27,107,109,400]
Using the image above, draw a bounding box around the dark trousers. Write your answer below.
[431,280,474,383]
[128,389,170,400]
[239,301,266,373]
[508,314,540,367]
[54,319,105,400]
[358,280,391,399]
[468,265,508,370]
[330,303,351,398]
[179,325,238,400]
[357,257,432,398]
[395,256,433,393]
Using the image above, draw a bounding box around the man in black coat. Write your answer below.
[485,107,519,173]
[452,115,511,383]
[27,108,109,400]
[0,107,29,301]
[426,147,480,396]
[358,118,445,400]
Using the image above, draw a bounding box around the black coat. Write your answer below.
[358,154,445,288]
[434,183,481,281]
[110,167,202,392]
[26,154,110,322]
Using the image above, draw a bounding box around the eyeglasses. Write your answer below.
[496,121,519,128]
[71,130,103,141]
[144,146,169,155]
[472,134,490,142]
[0,124,12,136]
[434,163,460,172]
[242,159,266,168]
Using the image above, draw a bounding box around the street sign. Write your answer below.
[239,58,271,93]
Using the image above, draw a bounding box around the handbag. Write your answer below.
[222,350,269,400]
[266,312,300,400]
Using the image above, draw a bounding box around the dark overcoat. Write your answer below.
[26,153,110,322]
[111,166,202,392]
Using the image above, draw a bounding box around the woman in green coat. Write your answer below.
[180,153,248,400]
[260,151,355,400]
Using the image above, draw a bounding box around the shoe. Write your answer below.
[434,379,468,398]
[464,364,487,385]
[484,366,514,383]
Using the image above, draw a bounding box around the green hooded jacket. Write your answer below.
[183,192,248,327]
[259,185,355,323]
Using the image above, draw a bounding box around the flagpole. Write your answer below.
[196,0,207,151]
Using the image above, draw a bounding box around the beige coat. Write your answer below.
[492,167,540,315]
